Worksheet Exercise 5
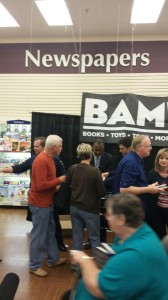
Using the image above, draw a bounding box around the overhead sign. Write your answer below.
[80,93,168,146]
[1,41,168,73]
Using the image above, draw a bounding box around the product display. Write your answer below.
[0,120,31,207]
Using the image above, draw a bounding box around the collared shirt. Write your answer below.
[112,151,148,209]
[93,153,101,168]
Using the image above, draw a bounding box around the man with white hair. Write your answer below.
[112,135,162,213]
[29,135,66,277]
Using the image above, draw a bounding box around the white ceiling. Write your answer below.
[0,0,168,42]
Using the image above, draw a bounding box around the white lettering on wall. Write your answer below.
[25,50,40,67]
[25,50,150,73]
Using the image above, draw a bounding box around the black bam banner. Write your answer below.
[80,93,168,146]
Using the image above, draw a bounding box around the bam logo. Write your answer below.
[84,98,165,127]
[80,93,168,146]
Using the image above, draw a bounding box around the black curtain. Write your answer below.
[31,111,161,174]
[31,112,80,169]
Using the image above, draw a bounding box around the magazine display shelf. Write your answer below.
[0,120,31,208]
[0,151,30,208]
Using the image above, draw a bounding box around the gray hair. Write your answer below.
[131,135,148,151]
[106,193,144,228]
[45,135,62,149]
[77,143,92,160]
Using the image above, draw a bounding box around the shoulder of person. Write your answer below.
[29,154,37,162]
[148,168,155,175]
[102,152,113,159]
[53,156,60,162]
[53,156,65,166]
[147,169,156,180]
[67,164,77,173]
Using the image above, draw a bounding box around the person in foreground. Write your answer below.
[66,194,168,300]
[29,135,66,277]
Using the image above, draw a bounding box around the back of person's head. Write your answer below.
[106,193,144,228]
[45,135,62,149]
[118,137,132,148]
[34,136,46,147]
[154,148,168,173]
[131,135,147,151]
[77,143,92,160]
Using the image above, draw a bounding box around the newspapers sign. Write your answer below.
[80,93,168,146]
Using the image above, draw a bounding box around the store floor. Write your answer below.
[0,208,76,300]
[0,208,115,300]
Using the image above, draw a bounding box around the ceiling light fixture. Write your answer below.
[0,2,19,27]
[35,0,73,26]
[131,0,165,24]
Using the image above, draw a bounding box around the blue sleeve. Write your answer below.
[119,161,140,188]
[12,155,35,174]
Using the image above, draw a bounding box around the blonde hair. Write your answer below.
[131,135,148,151]
[77,143,92,160]
[154,148,168,172]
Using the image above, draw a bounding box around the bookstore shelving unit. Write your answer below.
[0,120,31,208]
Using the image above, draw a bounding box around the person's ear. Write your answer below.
[117,214,126,226]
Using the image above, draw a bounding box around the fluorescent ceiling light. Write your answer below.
[35,0,73,26]
[0,3,19,27]
[131,0,165,24]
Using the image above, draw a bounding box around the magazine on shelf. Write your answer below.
[94,243,116,269]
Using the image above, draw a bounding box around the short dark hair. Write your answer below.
[118,137,132,148]
[106,193,144,228]
[92,139,104,148]
[34,137,46,147]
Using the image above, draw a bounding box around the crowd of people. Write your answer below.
[0,134,168,299]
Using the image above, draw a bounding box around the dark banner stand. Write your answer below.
[31,111,161,175]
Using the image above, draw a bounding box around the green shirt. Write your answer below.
[75,224,168,300]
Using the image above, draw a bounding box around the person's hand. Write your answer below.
[58,175,66,183]
[70,250,92,264]
[102,172,109,179]
[55,185,61,191]
[148,182,165,194]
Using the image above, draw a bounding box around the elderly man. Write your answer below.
[29,135,66,277]
[0,136,67,252]
[65,194,168,300]
[112,135,161,212]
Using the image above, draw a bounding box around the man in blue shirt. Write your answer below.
[112,135,161,212]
